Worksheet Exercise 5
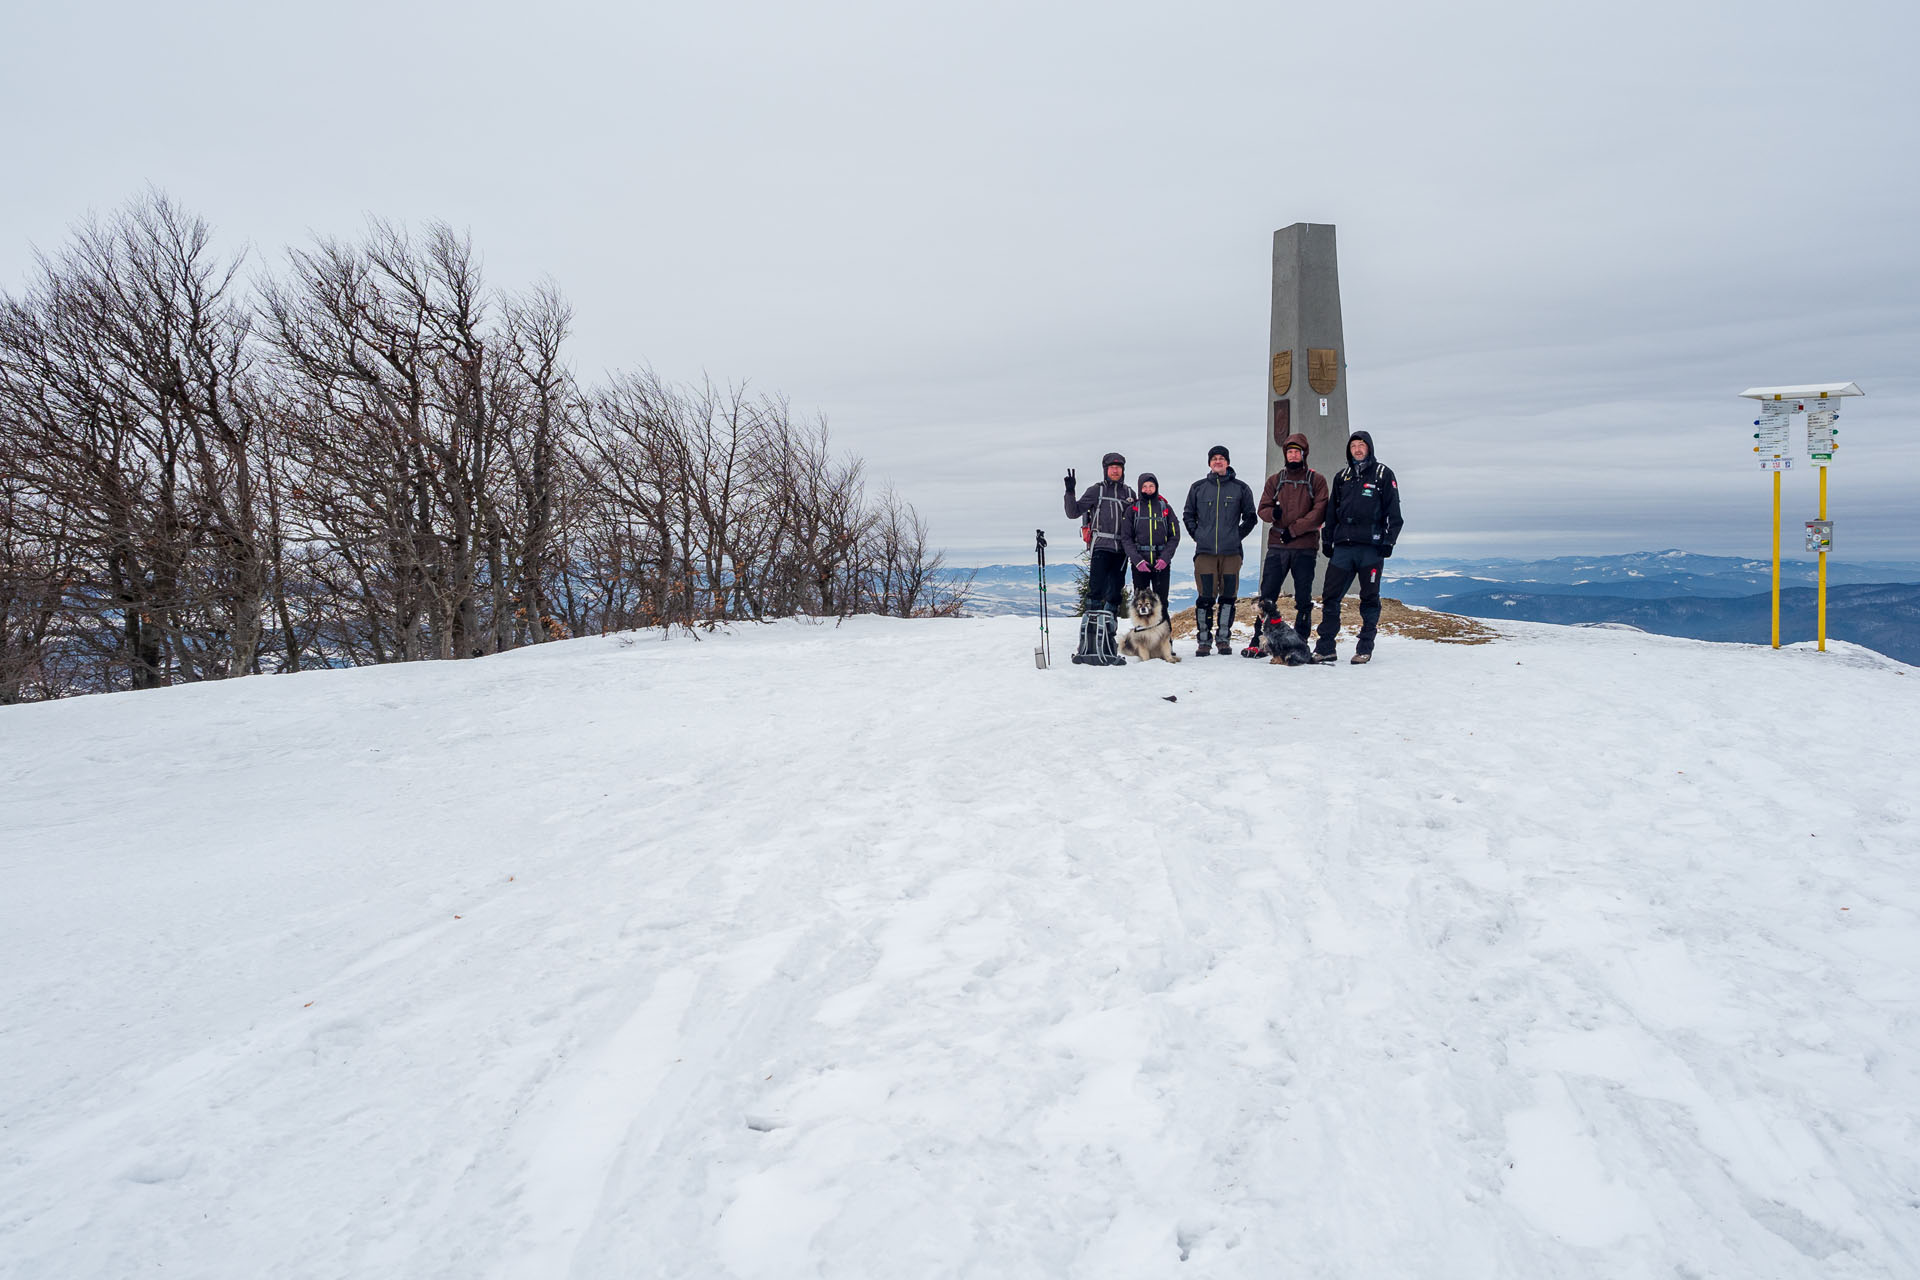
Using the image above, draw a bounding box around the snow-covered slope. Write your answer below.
[3,618,1917,1279]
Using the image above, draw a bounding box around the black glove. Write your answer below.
[1380,544,1394,559]
[1063,469,1076,494]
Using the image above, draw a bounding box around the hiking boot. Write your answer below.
[1350,652,1372,665]
[1312,649,1339,665]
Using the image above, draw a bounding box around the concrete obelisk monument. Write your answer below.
[1265,223,1349,592]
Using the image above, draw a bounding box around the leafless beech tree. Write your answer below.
[499,283,574,646]
[567,375,880,630]
[865,485,974,618]
[0,193,971,702]
[0,474,73,702]
[0,194,274,691]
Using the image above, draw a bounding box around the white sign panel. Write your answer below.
[1806,403,1838,462]
[1753,399,1796,469]
[1318,397,1329,416]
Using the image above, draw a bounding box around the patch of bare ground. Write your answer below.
[1167,596,1498,645]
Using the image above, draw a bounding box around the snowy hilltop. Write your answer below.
[3,616,1917,1278]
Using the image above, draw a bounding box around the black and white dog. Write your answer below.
[1254,613,1315,666]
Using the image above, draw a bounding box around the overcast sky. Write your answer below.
[5,0,1916,563]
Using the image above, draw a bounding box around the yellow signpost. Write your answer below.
[1818,466,1828,648]
[1772,465,1781,647]
[1739,382,1863,652]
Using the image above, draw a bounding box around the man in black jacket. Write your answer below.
[1181,445,1258,656]
[1064,452,1134,665]
[1316,430,1404,665]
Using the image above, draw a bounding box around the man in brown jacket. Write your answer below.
[1243,432,1328,657]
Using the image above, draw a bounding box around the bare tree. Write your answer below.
[0,193,971,701]
[762,412,873,619]
[864,485,974,618]
[263,221,527,663]
[0,474,74,701]
[498,282,575,645]
[0,193,274,690]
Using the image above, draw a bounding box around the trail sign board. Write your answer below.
[1806,403,1838,462]
[1753,399,1795,470]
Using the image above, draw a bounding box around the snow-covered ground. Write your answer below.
[3,617,1917,1279]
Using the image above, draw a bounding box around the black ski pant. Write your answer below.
[1129,563,1171,611]
[1317,545,1384,656]
[1258,547,1316,637]
[1087,547,1126,615]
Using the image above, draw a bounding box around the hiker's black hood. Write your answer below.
[1346,430,1377,470]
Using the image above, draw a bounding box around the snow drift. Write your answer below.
[2,617,1917,1278]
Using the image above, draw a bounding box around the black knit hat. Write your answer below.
[1207,444,1230,462]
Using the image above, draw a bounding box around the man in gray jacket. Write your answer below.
[1063,452,1134,665]
[1181,445,1259,656]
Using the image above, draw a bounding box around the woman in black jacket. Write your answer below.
[1120,472,1181,610]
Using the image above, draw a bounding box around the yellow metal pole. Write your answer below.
[1771,468,1781,649]
[1818,464,1828,651]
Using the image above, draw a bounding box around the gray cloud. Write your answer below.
[5,0,1915,562]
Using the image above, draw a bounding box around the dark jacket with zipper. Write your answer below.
[1181,467,1259,557]
[1258,433,1329,551]
[1065,478,1136,553]
[1322,430,1404,555]
[1119,475,1182,567]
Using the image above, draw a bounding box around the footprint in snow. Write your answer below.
[122,1151,194,1184]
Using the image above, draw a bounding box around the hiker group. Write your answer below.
[1062,431,1403,665]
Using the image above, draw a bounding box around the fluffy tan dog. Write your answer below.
[1117,590,1180,663]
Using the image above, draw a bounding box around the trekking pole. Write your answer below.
[1034,528,1050,668]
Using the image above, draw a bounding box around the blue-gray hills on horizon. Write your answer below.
[949,551,1920,666]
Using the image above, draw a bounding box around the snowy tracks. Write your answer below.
[497,967,697,1278]
[4,617,1919,1277]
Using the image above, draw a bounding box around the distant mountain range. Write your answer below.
[1387,549,1920,597]
[1412,583,1920,665]
[954,562,1198,617]
[949,550,1920,664]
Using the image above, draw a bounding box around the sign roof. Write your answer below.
[1738,382,1864,400]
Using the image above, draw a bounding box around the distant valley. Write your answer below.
[950,550,1920,664]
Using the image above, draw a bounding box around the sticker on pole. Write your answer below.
[1753,400,1795,469]
[1806,403,1838,462]
[1805,520,1833,553]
